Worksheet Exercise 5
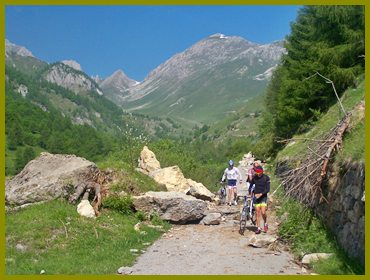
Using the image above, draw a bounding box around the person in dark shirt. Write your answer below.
[251,165,270,234]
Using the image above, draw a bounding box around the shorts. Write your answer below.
[254,195,268,207]
[227,179,237,189]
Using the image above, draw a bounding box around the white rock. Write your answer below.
[77,200,96,218]
[301,253,334,264]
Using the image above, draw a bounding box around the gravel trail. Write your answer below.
[122,204,307,275]
[120,161,308,275]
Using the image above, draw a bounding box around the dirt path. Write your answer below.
[123,204,306,275]
[119,161,308,275]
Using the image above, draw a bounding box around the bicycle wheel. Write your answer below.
[239,207,247,235]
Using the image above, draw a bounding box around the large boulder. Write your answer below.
[186,179,215,202]
[149,166,215,201]
[137,146,215,202]
[133,191,207,224]
[149,166,190,193]
[137,146,161,174]
[5,152,97,207]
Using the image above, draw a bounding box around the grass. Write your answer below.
[335,121,364,163]
[6,199,170,274]
[97,151,167,195]
[276,80,365,162]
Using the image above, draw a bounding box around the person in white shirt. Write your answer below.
[221,160,242,206]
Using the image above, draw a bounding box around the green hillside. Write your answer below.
[123,65,269,126]
[276,78,364,163]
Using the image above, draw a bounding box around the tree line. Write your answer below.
[255,5,364,158]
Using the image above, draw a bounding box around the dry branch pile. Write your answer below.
[277,112,352,207]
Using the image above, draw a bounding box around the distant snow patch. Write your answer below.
[169,97,185,108]
[209,33,228,39]
[253,65,278,81]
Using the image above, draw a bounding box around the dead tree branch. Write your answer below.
[305,72,347,116]
[277,111,352,207]
[276,137,335,143]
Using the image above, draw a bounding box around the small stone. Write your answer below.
[117,266,133,275]
[15,244,27,252]
[301,253,333,264]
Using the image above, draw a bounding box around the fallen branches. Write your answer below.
[276,137,335,144]
[278,112,352,207]
[320,115,351,177]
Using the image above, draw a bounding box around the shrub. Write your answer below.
[103,195,133,215]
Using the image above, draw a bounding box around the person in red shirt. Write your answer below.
[250,165,270,234]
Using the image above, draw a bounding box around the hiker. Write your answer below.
[250,165,270,234]
[221,160,242,206]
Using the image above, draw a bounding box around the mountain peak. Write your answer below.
[99,69,139,95]
[5,39,34,57]
[209,33,228,39]
[111,69,127,78]
[61,60,82,71]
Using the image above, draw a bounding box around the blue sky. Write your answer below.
[6,5,300,81]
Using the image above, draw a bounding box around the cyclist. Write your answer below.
[250,165,270,234]
[221,160,242,206]
[246,161,260,197]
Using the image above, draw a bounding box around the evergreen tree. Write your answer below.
[259,5,364,156]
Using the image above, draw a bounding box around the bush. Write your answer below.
[103,195,133,215]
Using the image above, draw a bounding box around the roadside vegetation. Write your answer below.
[271,77,364,274]
[6,199,170,274]
[271,174,364,275]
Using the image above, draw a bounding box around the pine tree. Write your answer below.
[260,5,364,154]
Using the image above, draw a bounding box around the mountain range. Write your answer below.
[106,33,286,126]
[5,34,285,135]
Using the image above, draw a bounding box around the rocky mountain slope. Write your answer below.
[99,69,139,103]
[5,39,181,140]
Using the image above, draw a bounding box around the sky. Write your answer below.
[6,5,301,81]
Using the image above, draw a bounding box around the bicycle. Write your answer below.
[218,181,227,205]
[239,194,256,235]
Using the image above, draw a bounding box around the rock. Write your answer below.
[150,167,214,201]
[249,235,277,248]
[149,166,190,193]
[133,191,207,224]
[186,179,215,201]
[15,243,27,252]
[77,199,96,218]
[134,222,141,232]
[138,146,161,174]
[301,253,334,264]
[5,152,97,207]
[117,266,133,275]
[138,147,214,201]
[200,213,222,225]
